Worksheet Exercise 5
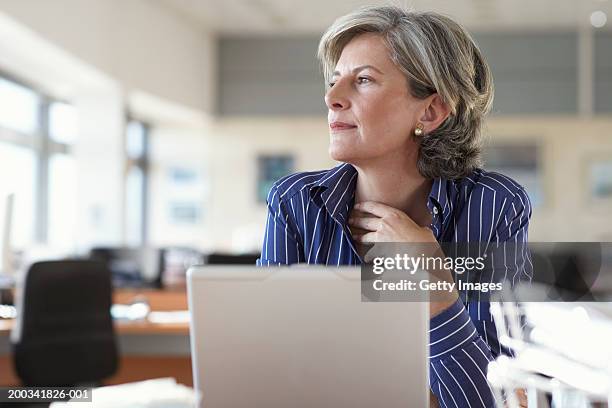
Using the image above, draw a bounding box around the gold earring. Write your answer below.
[414,122,424,136]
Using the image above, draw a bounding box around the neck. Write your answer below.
[353,151,432,219]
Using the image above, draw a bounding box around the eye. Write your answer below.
[357,76,372,84]
[328,81,336,88]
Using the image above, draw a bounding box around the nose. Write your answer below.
[324,80,350,111]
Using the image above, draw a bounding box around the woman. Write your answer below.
[257,6,531,408]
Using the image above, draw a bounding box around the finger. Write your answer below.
[353,201,398,218]
[348,226,370,237]
[349,208,371,218]
[348,216,381,231]
[355,231,377,243]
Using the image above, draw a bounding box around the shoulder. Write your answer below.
[266,168,330,205]
[462,169,526,198]
[460,168,532,212]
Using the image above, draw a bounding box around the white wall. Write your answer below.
[147,116,612,252]
[147,125,211,249]
[485,116,612,242]
[73,86,125,250]
[0,0,215,113]
[146,117,334,252]
[206,118,335,251]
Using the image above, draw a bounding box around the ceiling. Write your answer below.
[154,0,612,35]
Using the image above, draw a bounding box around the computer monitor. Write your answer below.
[89,246,163,288]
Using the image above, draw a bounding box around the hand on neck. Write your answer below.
[352,153,433,224]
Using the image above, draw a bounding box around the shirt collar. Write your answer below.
[311,163,454,226]
[428,177,454,226]
[310,163,358,224]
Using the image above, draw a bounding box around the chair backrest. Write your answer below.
[12,260,118,386]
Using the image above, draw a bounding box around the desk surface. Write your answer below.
[0,288,190,336]
[0,318,189,335]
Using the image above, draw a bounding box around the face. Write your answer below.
[325,33,426,164]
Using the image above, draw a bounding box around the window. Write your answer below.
[0,77,41,248]
[47,102,77,250]
[0,143,37,248]
[0,75,152,251]
[0,75,77,250]
[49,102,78,144]
[0,78,40,134]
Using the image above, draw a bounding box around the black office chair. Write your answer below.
[12,260,119,386]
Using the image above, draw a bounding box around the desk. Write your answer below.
[0,288,192,387]
[0,318,190,336]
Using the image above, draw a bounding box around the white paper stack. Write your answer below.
[50,377,197,408]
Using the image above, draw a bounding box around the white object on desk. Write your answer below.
[50,377,197,408]
[111,302,151,321]
[148,310,190,324]
[111,303,189,324]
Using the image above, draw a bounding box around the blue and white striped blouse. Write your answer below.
[257,162,532,407]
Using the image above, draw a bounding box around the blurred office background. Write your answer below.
[0,0,611,260]
[0,0,611,394]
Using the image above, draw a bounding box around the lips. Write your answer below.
[329,121,357,131]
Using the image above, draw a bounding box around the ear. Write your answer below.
[418,94,451,134]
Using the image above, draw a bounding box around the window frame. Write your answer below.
[0,71,73,245]
[124,116,151,246]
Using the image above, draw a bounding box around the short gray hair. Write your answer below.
[317,6,494,180]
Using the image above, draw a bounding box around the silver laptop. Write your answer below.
[187,265,429,408]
